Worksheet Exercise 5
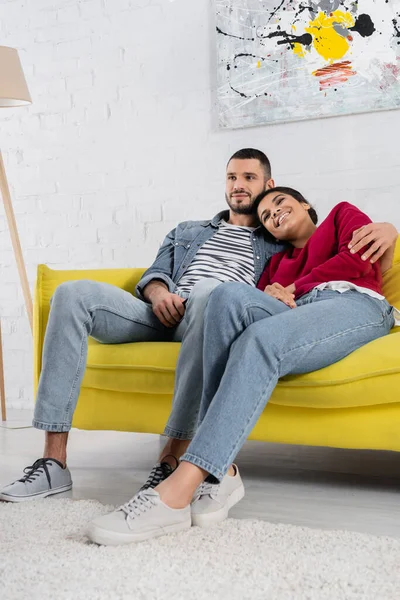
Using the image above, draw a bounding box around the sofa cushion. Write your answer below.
[83,329,400,410]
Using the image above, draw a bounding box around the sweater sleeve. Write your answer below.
[294,203,374,292]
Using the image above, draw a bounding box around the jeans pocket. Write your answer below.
[387,305,396,328]
[377,298,393,318]
[367,297,395,328]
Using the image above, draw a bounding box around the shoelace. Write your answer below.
[119,490,157,520]
[18,458,53,488]
[193,480,220,503]
[139,455,179,491]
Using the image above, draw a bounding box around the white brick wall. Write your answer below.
[0,0,399,410]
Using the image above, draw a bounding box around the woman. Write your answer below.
[87,189,395,545]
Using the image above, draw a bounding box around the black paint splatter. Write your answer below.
[266,0,287,25]
[292,3,316,24]
[227,54,272,98]
[216,26,255,42]
[258,29,313,50]
[393,18,400,41]
[217,23,312,52]
[349,14,376,38]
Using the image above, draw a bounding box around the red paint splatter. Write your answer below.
[379,62,400,91]
[313,60,356,90]
[384,62,400,78]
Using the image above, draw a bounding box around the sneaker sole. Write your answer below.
[191,483,245,528]
[87,517,192,546]
[0,483,73,503]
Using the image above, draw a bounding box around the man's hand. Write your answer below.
[149,288,186,327]
[143,281,186,327]
[263,282,296,309]
[348,222,398,265]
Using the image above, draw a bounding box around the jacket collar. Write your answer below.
[209,210,263,232]
[210,210,230,227]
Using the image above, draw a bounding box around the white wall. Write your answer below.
[0,0,399,410]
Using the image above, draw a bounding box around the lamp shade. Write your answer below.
[0,46,31,107]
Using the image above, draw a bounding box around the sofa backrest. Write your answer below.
[382,235,400,311]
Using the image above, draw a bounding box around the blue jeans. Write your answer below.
[180,282,395,481]
[33,278,221,432]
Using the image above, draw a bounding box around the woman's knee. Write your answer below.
[208,281,250,310]
[188,278,222,306]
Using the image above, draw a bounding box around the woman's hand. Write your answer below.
[263,283,296,308]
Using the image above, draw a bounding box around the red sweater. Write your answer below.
[256,202,382,299]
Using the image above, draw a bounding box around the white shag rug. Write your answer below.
[1,499,400,600]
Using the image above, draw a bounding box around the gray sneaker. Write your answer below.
[191,464,245,528]
[87,488,191,546]
[0,458,72,502]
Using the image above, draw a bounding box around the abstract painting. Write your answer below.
[216,0,400,128]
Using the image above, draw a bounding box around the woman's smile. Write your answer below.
[274,211,291,228]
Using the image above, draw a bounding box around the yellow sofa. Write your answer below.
[34,239,400,452]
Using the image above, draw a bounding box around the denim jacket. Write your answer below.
[136,210,286,301]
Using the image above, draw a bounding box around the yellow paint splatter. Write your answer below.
[293,43,306,58]
[306,10,355,62]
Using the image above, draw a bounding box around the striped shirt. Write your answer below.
[175,219,256,296]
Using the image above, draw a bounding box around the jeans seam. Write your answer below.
[163,426,195,440]
[165,398,201,439]
[33,420,71,432]
[279,316,387,359]
[222,366,280,474]
[62,314,92,425]
[87,303,165,330]
[239,299,287,327]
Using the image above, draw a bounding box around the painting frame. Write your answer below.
[216,0,400,129]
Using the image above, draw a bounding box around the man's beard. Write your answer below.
[225,193,255,215]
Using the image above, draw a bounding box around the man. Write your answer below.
[0,149,397,522]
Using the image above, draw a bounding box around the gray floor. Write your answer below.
[1,410,400,538]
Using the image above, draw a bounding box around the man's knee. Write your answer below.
[50,280,99,309]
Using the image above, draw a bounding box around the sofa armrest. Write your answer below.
[33,264,146,393]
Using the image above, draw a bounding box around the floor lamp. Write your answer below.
[0,46,32,422]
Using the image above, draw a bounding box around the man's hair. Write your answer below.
[227,148,272,181]
[253,186,319,225]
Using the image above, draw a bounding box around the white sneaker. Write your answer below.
[191,464,245,528]
[86,489,191,546]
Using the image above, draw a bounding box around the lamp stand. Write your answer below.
[0,319,5,421]
[0,151,33,422]
[0,150,33,331]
